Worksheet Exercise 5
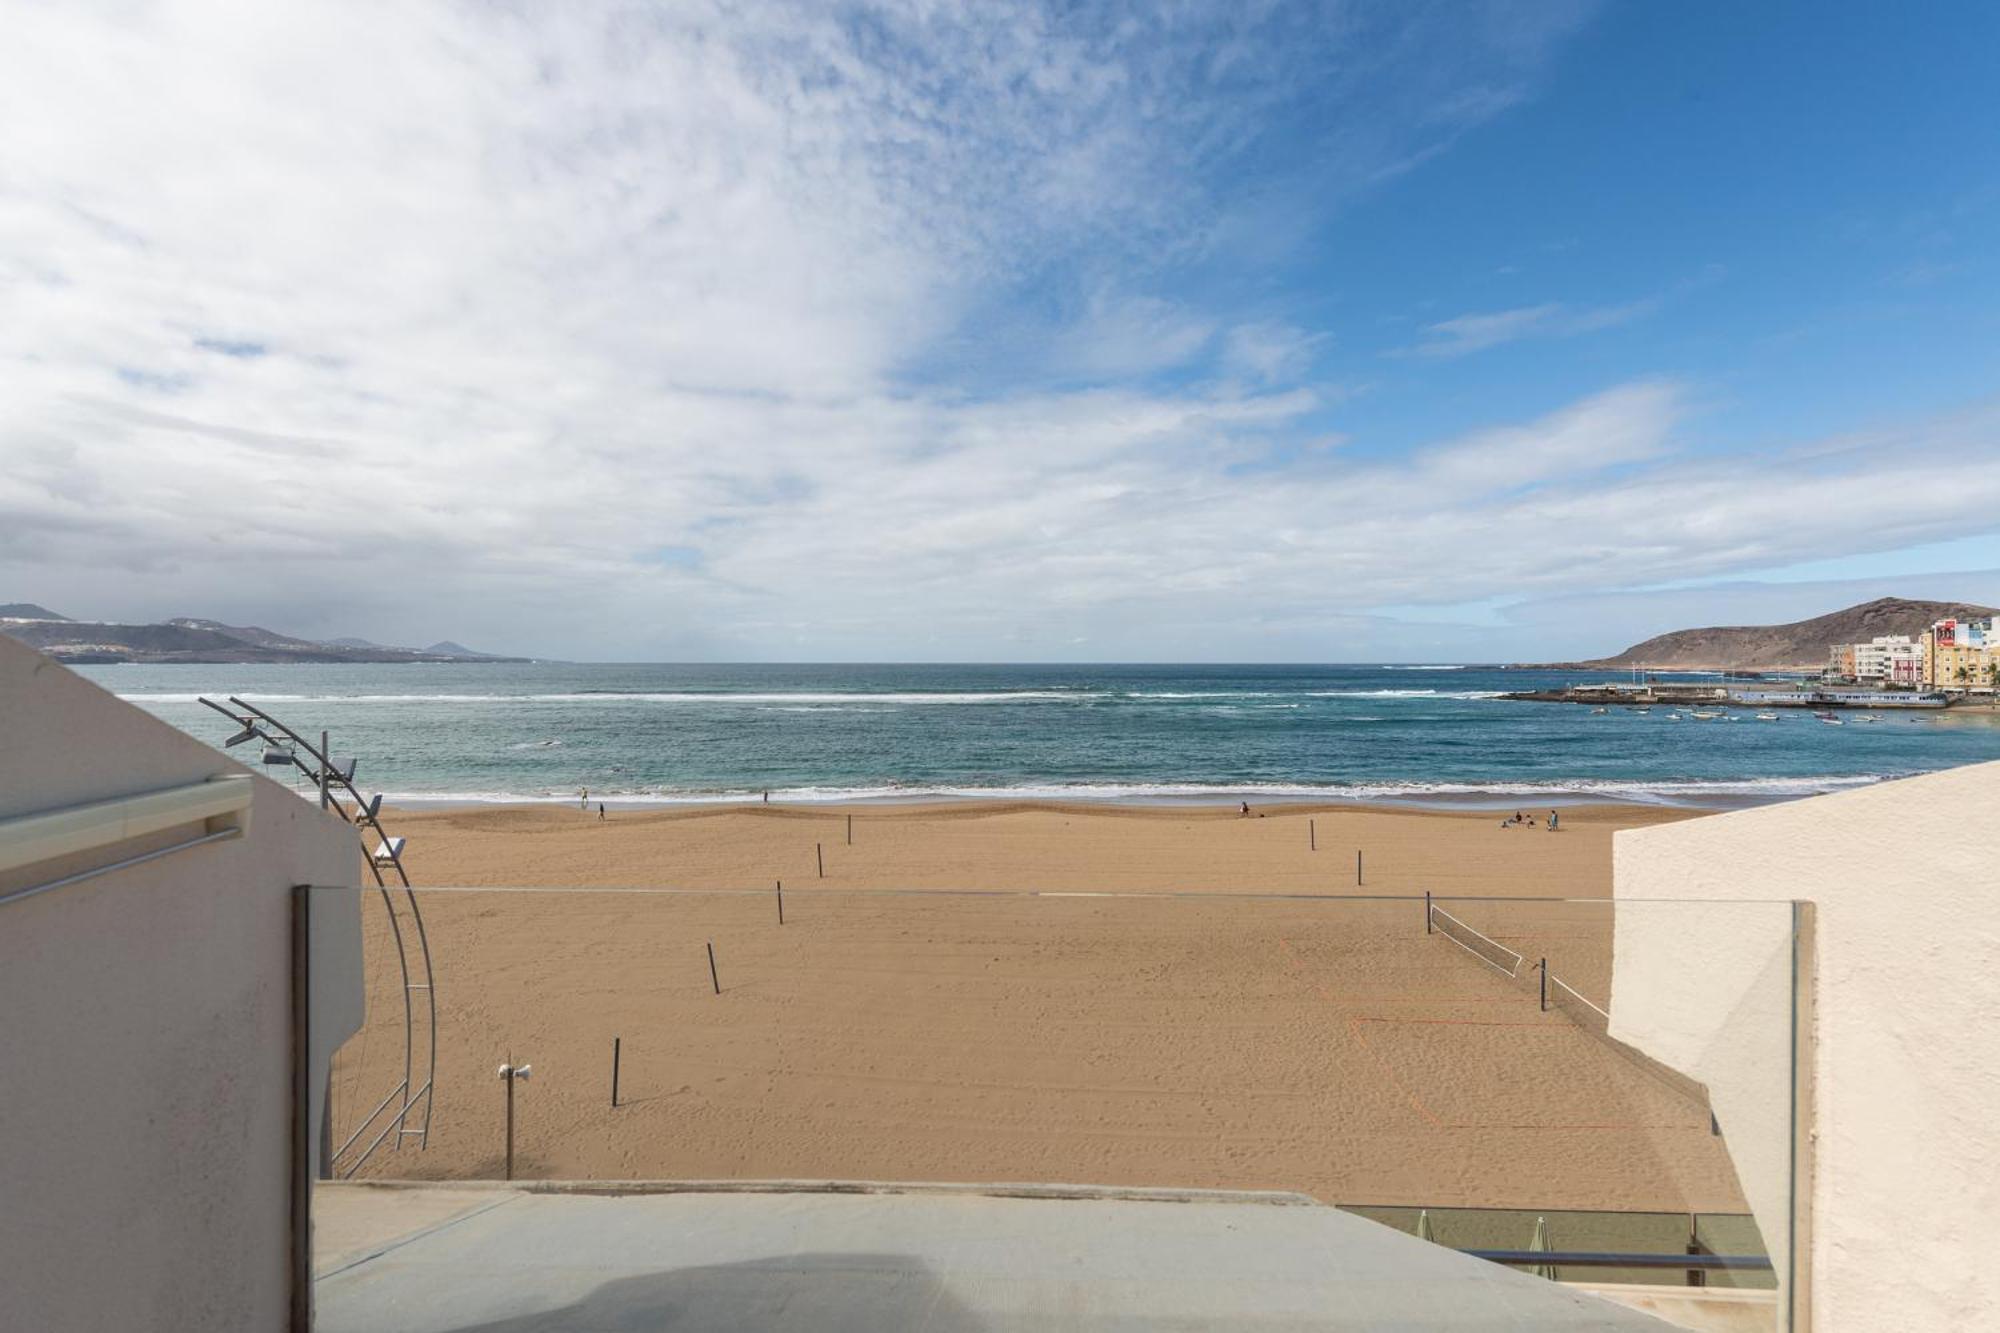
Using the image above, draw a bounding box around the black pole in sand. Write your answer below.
[707,941,720,995]
[776,880,784,925]
[1425,890,1432,934]
[816,842,824,878]
[611,1037,621,1107]
[1309,818,1316,851]
[846,813,853,846]
[1356,850,1363,886]
[1539,959,1548,1011]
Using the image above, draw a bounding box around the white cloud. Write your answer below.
[1221,322,1327,383]
[1402,297,1658,358]
[13,3,1989,661]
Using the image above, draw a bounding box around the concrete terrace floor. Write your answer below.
[314,1181,1677,1332]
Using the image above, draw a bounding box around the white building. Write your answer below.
[1614,762,2000,1333]
[1,635,364,1331]
[1849,635,1921,684]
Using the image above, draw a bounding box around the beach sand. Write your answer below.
[332,801,1749,1214]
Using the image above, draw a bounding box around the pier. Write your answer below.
[1501,682,1951,710]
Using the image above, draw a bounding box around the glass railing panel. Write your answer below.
[313,886,1798,1329]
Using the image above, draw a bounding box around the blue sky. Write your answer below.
[2,2,1997,660]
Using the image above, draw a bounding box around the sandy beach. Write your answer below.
[333,801,1748,1214]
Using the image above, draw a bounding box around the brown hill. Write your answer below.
[2,607,530,664]
[1575,597,1996,671]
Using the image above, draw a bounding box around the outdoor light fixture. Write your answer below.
[195,693,438,1179]
[497,1063,531,1181]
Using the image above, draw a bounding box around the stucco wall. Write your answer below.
[1614,761,2000,1332]
[0,639,364,1331]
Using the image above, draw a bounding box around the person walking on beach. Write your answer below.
[580,786,589,810]
[1548,809,1559,832]
[598,802,606,821]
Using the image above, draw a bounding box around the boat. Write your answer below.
[1755,712,1780,721]
[1816,711,1843,725]
[1691,710,1721,720]
[1591,707,1608,714]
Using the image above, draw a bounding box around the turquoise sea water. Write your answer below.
[82,662,2000,808]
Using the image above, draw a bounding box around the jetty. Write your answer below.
[1501,682,1951,710]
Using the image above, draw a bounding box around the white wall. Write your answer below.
[0,639,364,1331]
[1613,762,2000,1332]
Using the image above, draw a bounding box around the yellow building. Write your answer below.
[1924,617,1999,691]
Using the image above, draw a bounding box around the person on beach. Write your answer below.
[580,786,589,810]
[598,802,606,821]
[1240,801,1250,817]
[763,791,769,803]
[1548,810,1559,832]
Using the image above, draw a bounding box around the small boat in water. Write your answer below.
[1755,712,1780,721]
[1592,706,1608,714]
[1691,710,1721,720]
[1815,711,1843,725]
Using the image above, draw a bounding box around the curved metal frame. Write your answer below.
[198,696,436,1175]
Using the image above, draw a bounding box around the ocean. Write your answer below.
[82,661,2000,809]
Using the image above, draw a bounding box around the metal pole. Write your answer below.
[847,814,853,846]
[1309,819,1315,851]
[1356,850,1363,886]
[499,1063,530,1178]
[816,842,824,878]
[776,880,784,925]
[1425,891,1432,934]
[707,941,720,995]
[290,886,312,1333]
[1540,958,1548,1011]
[319,730,330,810]
[611,1038,621,1108]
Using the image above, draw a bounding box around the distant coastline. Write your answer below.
[0,604,529,665]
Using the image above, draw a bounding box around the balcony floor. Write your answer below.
[314,1180,1677,1331]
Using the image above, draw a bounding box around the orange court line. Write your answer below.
[1345,1015,1445,1128]
[1277,936,1692,1131]
[1274,936,1536,1007]
[1347,1016,1708,1132]
[1352,1015,1571,1030]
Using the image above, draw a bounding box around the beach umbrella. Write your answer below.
[1529,1215,1557,1282]
[1415,1209,1435,1244]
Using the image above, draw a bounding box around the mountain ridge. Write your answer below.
[1,605,527,664]
[1543,597,1995,671]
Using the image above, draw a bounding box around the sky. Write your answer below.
[3,1,1998,662]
